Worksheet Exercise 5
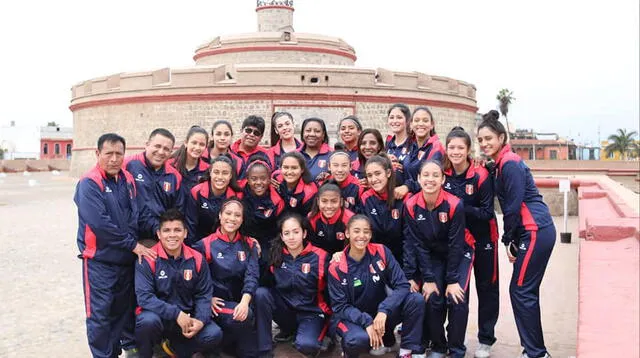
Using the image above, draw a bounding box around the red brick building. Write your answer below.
[510,130,576,160]
[40,126,73,160]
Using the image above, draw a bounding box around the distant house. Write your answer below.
[600,140,640,161]
[510,129,577,160]
[40,126,73,160]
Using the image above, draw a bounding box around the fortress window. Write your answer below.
[325,75,329,81]
[43,143,48,155]
[66,144,72,156]
[301,75,305,81]
[283,31,291,42]
[55,143,60,155]
[310,77,319,83]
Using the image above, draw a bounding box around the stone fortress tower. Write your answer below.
[69,0,477,176]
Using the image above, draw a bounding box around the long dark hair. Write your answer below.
[170,125,209,177]
[478,110,508,146]
[209,120,234,151]
[346,214,372,244]
[356,128,385,165]
[308,180,343,219]
[301,117,329,146]
[364,154,396,210]
[270,111,295,146]
[269,213,308,268]
[280,151,313,184]
[442,126,472,172]
[411,106,436,139]
[200,154,241,191]
[387,103,411,138]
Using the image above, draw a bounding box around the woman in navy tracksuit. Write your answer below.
[350,128,385,182]
[168,125,210,195]
[192,198,260,358]
[299,117,333,183]
[337,115,363,162]
[403,160,475,358]
[274,151,318,217]
[328,215,425,358]
[360,154,407,264]
[395,107,445,197]
[185,155,241,245]
[267,111,302,169]
[385,103,412,164]
[443,127,500,358]
[208,120,245,178]
[478,110,555,358]
[307,182,355,255]
[255,213,332,357]
[327,151,364,213]
[240,159,285,279]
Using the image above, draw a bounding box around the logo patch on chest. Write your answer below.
[158,270,168,279]
[289,197,298,208]
[439,212,448,223]
[336,232,345,241]
[163,181,172,192]
[301,263,311,274]
[376,260,386,271]
[183,269,193,281]
[417,151,425,160]
[391,209,400,220]
[237,251,246,261]
[318,160,326,168]
[263,208,273,218]
[465,184,474,195]
[346,197,355,207]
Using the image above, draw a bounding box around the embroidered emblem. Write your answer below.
[163,181,171,192]
[289,197,298,207]
[376,260,386,271]
[183,270,193,281]
[465,184,474,195]
[439,212,448,223]
[237,251,246,261]
[301,263,311,274]
[391,209,400,219]
[336,232,345,241]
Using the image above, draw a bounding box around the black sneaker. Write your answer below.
[274,331,295,343]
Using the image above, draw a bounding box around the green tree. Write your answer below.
[496,88,516,137]
[605,128,638,160]
[0,147,4,160]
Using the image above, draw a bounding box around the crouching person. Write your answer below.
[135,209,222,358]
[328,215,426,358]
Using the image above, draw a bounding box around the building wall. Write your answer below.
[70,99,476,176]
[256,8,293,32]
[195,51,354,66]
[41,139,73,160]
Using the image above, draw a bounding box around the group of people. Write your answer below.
[75,105,556,358]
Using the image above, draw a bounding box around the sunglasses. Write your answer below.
[243,127,262,136]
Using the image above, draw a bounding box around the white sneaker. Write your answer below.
[475,343,492,358]
[517,352,551,358]
[369,346,392,356]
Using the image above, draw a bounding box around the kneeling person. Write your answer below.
[135,209,222,358]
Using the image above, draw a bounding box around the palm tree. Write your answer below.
[496,88,516,138]
[605,129,638,160]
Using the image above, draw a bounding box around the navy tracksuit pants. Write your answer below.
[426,245,474,358]
[473,240,500,346]
[255,287,328,356]
[135,311,223,358]
[82,258,136,358]
[511,225,555,358]
[214,300,258,358]
[335,292,425,358]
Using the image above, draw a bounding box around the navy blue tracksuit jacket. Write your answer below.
[307,208,355,255]
[361,188,406,263]
[300,143,333,183]
[168,156,210,196]
[125,152,185,240]
[267,138,302,170]
[185,183,240,245]
[385,135,411,163]
[229,139,271,179]
[274,174,318,217]
[327,174,363,213]
[401,135,445,193]
[240,186,285,256]
[494,144,556,358]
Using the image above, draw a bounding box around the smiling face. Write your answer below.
[365,162,390,194]
[446,137,470,167]
[157,219,186,256]
[247,165,269,196]
[280,217,306,253]
[318,190,342,219]
[302,121,324,149]
[387,107,407,135]
[411,109,434,140]
[359,133,381,160]
[418,162,445,195]
[275,115,295,141]
[96,140,125,177]
[219,201,243,236]
[212,123,233,152]
[241,125,263,150]
[281,157,303,186]
[339,119,360,146]
[477,127,504,159]
[186,133,207,160]
[209,161,232,193]
[346,218,372,252]
[145,134,174,169]
[329,154,351,183]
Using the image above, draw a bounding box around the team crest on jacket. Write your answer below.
[263,208,273,218]
[183,269,193,281]
[318,160,326,168]
[301,263,311,274]
[237,251,246,261]
[401,147,407,154]
[465,184,474,195]
[346,197,355,206]
[163,181,172,192]
[391,209,400,220]
[336,232,345,241]
[439,212,448,223]
[417,151,425,160]
[369,264,376,274]
[289,197,298,207]
[376,260,386,271]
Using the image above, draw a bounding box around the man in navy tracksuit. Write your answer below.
[255,242,332,356]
[75,133,156,358]
[328,243,425,357]
[444,163,500,349]
[135,209,222,358]
[403,190,474,358]
[124,128,184,243]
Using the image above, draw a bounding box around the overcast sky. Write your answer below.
[0,0,637,145]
